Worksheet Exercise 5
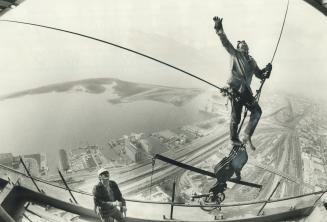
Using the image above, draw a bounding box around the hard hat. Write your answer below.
[97,168,109,177]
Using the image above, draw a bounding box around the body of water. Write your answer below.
[0,91,211,172]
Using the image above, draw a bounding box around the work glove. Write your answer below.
[263,63,272,79]
[115,201,122,207]
[213,16,223,32]
[107,201,122,207]
[95,207,100,215]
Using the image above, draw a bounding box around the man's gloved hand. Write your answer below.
[108,201,122,207]
[266,63,272,72]
[213,16,223,32]
[263,63,272,79]
[95,207,100,215]
[115,201,122,207]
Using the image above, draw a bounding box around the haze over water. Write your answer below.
[0,90,211,172]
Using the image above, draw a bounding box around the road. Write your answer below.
[0,98,312,209]
[73,99,311,203]
[77,125,230,195]
[225,100,310,202]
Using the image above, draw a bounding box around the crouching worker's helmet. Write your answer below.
[98,168,110,180]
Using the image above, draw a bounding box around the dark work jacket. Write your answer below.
[92,180,126,218]
[217,30,265,94]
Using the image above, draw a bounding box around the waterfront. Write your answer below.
[0,87,212,172]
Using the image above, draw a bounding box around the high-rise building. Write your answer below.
[124,138,147,162]
[24,153,48,176]
[0,153,14,167]
[59,149,70,172]
[19,158,40,177]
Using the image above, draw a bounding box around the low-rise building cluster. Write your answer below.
[59,145,107,172]
[298,106,327,190]
[0,152,48,177]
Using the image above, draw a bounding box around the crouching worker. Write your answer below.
[93,168,127,222]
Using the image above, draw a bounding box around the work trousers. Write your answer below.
[99,207,125,222]
[230,90,262,141]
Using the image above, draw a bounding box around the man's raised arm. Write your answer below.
[213,16,237,56]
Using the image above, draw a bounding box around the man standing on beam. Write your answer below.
[214,16,272,151]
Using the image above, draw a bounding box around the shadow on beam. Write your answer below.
[1,186,99,221]
[0,177,317,222]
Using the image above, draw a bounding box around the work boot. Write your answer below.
[242,135,256,151]
[235,171,241,181]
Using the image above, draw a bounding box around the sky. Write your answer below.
[0,0,326,99]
